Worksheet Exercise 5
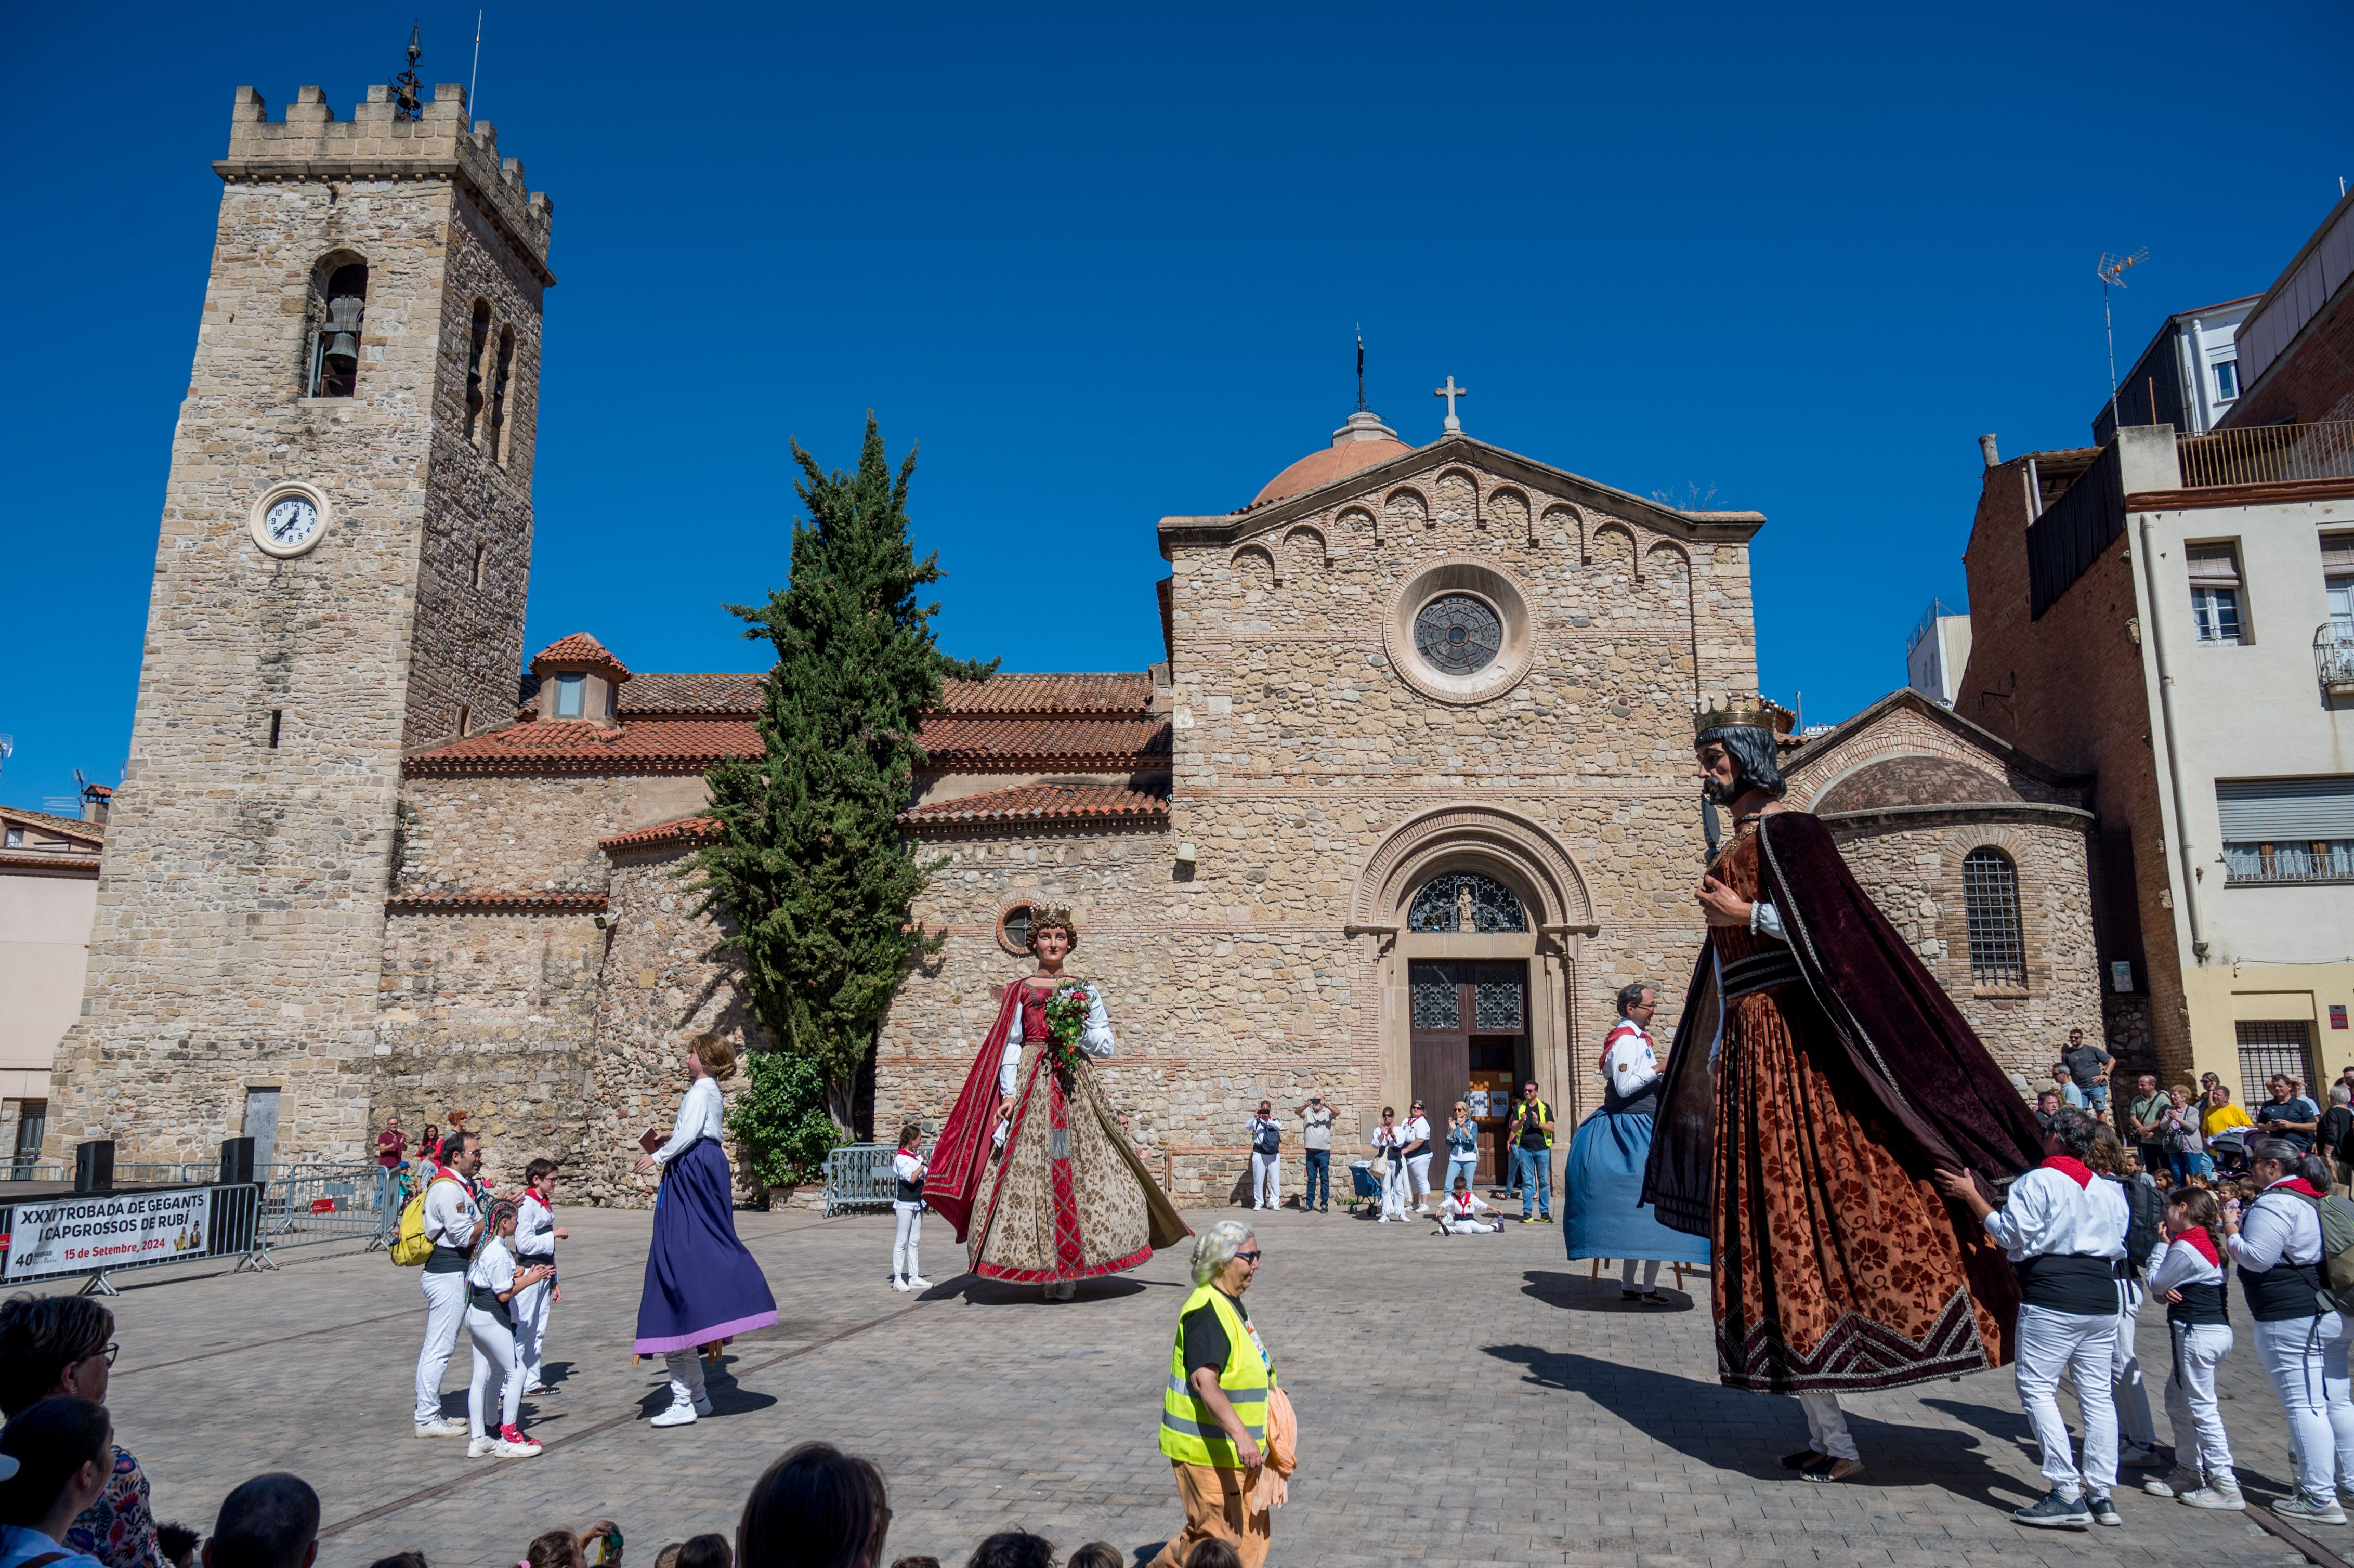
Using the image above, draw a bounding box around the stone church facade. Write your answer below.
[49,76,2102,1204]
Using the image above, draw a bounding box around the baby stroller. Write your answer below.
[1348,1159,1383,1216]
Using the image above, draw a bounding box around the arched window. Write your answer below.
[307,261,368,398]
[1961,847,2026,989]
[486,325,517,463]
[1406,871,1527,933]
[464,299,492,440]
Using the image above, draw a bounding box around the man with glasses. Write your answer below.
[1508,1082,1555,1223]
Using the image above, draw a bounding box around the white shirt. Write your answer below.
[1981,1165,2130,1262]
[653,1075,725,1165]
[1372,1123,1403,1150]
[2228,1178,2324,1271]
[1445,1191,1496,1219]
[2146,1235,2225,1297]
[516,1191,557,1259]
[1401,1115,1432,1156]
[1605,1022,1661,1099]
[468,1233,516,1295]
[423,1168,480,1248]
[1749,901,1788,942]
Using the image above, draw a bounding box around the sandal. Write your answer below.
[1800,1456,1865,1484]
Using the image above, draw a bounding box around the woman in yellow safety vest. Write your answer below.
[1151,1220,1275,1568]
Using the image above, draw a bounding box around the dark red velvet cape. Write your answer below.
[1642,809,2045,1236]
[925,984,1027,1244]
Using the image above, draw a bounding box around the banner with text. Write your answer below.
[1,1188,214,1283]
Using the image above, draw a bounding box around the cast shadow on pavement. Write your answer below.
[937,1275,1152,1306]
[1919,1396,2294,1502]
[629,1364,780,1421]
[1519,1268,1697,1313]
[1486,1344,2043,1511]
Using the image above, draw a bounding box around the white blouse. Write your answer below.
[468,1234,516,1294]
[516,1191,557,1259]
[1981,1166,2130,1262]
[653,1075,726,1166]
[2146,1235,2225,1297]
[1606,1023,1662,1098]
[999,980,1116,1097]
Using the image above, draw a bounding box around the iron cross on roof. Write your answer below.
[1433,375,1468,435]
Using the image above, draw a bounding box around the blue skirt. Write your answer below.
[1564,1107,1710,1266]
[633,1138,779,1354]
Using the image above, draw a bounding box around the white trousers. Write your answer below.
[893,1204,923,1279]
[2163,1321,2235,1484]
[664,1348,709,1408]
[511,1276,551,1392]
[1622,1258,1661,1290]
[2252,1311,2354,1501]
[2015,1303,2119,1497]
[1797,1391,1858,1461]
[2112,1279,2156,1447]
[1250,1152,1280,1209]
[1378,1160,1408,1219]
[466,1306,521,1439]
[414,1269,469,1426]
[1444,1217,1501,1234]
[1405,1153,1433,1200]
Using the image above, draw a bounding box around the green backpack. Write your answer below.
[2280,1188,2354,1316]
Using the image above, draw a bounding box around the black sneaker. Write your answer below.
[2013,1489,2091,1530]
[2087,1493,2122,1527]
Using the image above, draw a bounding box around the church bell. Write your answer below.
[323,295,365,368]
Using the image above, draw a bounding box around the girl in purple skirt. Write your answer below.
[632,1032,778,1428]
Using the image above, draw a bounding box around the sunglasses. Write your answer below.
[1234,1250,1261,1264]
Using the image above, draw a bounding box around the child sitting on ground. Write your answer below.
[1440,1175,1503,1233]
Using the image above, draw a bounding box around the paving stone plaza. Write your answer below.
[69,1200,2327,1567]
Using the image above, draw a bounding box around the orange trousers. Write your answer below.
[1146,1460,1271,1568]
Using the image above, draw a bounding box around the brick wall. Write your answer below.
[1955,457,2191,1080]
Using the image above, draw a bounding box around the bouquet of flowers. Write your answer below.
[1042,980,1097,1073]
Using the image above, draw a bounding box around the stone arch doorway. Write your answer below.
[1350,807,1598,1191]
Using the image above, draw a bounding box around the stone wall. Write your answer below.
[1824,815,2102,1082]
[393,774,708,896]
[587,845,772,1208]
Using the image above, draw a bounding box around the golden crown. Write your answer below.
[1692,695,1796,738]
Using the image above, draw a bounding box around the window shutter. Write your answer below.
[2186,544,2242,586]
[2216,777,2354,839]
[2322,534,2354,573]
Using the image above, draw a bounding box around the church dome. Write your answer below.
[1249,410,1413,508]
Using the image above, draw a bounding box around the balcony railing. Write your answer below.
[2225,840,2354,886]
[2318,623,2354,696]
[2179,419,2354,488]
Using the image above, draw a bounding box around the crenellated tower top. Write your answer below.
[216,81,554,282]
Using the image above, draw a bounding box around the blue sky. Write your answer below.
[4,2,2349,808]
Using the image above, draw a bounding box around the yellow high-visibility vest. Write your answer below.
[1158,1284,1275,1468]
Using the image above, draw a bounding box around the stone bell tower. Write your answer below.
[48,52,555,1165]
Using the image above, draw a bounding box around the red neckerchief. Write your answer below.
[2039,1155,2094,1188]
[2275,1177,2326,1197]
[2175,1228,2221,1266]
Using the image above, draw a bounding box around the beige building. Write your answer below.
[0,801,106,1166]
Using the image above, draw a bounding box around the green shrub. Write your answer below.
[727,1049,841,1188]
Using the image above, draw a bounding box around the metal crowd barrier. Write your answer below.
[242,1163,395,1270]
[823,1143,895,1216]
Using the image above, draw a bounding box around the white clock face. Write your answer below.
[264,496,321,550]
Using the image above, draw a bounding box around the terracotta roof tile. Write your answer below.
[0,805,104,845]
[900,781,1171,830]
[384,891,609,914]
[0,849,102,876]
[918,716,1170,769]
[530,633,632,681]
[620,673,765,715]
[936,673,1154,715]
[406,717,757,776]
[1249,435,1415,508]
[599,815,722,853]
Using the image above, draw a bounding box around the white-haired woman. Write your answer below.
[1151,1221,1279,1568]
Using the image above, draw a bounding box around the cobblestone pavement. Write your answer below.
[69,1200,2332,1566]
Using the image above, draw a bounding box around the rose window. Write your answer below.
[1413,594,1502,676]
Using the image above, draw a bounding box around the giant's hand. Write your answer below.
[1695,873,1752,927]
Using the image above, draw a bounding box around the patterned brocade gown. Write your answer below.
[969,982,1188,1283]
[1708,824,2020,1393]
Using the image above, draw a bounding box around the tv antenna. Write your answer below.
[2097,249,2147,434]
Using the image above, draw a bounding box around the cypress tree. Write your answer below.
[691,415,995,1133]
